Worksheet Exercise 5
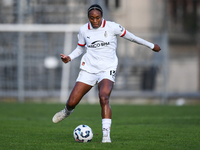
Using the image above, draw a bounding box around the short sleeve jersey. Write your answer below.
[77,19,126,73]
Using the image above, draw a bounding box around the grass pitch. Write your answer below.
[0,103,200,150]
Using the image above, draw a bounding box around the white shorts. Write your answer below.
[76,70,116,86]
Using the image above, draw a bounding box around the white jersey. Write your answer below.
[69,19,154,73]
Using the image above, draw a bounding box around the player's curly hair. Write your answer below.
[88,4,103,17]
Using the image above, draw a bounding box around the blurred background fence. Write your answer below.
[0,0,199,104]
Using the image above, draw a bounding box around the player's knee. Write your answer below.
[99,94,109,106]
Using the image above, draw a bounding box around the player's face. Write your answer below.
[88,10,102,28]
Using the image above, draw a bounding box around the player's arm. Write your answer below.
[122,30,161,52]
[60,45,85,64]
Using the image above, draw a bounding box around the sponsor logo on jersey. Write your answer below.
[119,25,124,32]
[88,40,110,48]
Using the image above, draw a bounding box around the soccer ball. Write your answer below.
[73,124,93,142]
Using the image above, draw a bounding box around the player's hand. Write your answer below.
[152,44,161,52]
[60,53,71,63]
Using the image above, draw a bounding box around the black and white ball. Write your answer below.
[73,125,93,142]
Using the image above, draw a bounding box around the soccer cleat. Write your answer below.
[102,127,111,143]
[52,108,73,123]
[102,136,111,143]
[102,128,111,143]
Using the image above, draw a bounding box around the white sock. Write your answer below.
[102,119,111,137]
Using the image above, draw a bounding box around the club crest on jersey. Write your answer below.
[104,31,107,38]
[82,62,85,66]
[88,40,110,48]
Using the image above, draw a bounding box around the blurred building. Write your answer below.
[107,0,199,93]
[0,0,199,103]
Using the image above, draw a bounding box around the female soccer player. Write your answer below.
[52,4,161,143]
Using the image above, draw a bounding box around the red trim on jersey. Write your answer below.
[88,23,91,30]
[102,20,106,27]
[78,43,86,46]
[120,30,126,37]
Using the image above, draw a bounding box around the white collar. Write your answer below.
[88,19,106,30]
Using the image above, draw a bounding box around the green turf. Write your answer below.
[0,103,200,150]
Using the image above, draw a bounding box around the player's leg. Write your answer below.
[98,79,114,143]
[98,79,113,118]
[67,82,92,110]
[52,82,92,123]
